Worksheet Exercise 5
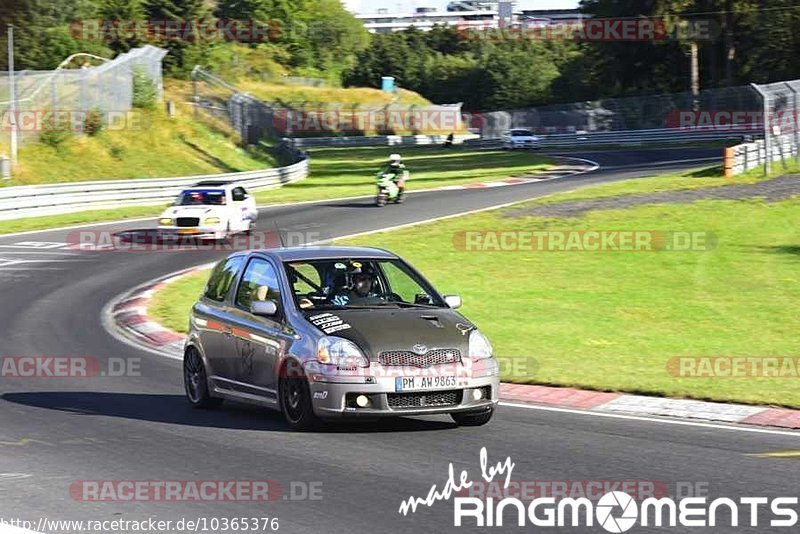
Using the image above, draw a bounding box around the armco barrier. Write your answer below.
[464,127,756,150]
[0,154,309,221]
[287,133,479,149]
[725,132,798,176]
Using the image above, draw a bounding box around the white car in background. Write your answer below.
[502,128,543,150]
[158,181,258,240]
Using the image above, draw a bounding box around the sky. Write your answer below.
[343,1,580,15]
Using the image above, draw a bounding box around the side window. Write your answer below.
[289,263,321,296]
[236,259,281,311]
[204,256,245,302]
[382,262,425,303]
[232,187,247,202]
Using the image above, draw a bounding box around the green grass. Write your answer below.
[148,272,210,334]
[4,107,276,186]
[338,172,800,408]
[147,165,800,408]
[253,146,552,205]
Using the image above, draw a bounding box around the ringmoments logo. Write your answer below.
[397,448,800,530]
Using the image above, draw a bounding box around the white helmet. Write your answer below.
[389,153,402,163]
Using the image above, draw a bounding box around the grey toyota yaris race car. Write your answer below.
[183,246,500,430]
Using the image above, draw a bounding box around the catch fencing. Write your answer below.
[192,67,465,144]
[471,85,761,137]
[0,46,167,147]
[722,79,800,176]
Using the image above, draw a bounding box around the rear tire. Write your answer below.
[279,369,321,431]
[184,347,223,409]
[451,408,493,427]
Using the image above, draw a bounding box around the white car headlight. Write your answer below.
[159,218,173,226]
[203,217,222,225]
[317,337,369,368]
[468,330,493,360]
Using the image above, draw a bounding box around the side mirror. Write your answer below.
[251,300,278,317]
[443,295,462,309]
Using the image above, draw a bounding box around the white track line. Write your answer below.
[500,402,800,438]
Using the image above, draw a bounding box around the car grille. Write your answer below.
[387,390,462,410]
[379,349,461,368]
[176,217,200,228]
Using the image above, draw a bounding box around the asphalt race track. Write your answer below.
[1,148,798,534]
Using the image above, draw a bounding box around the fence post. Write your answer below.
[723,147,735,178]
[750,83,769,175]
[785,82,800,164]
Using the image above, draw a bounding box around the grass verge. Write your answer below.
[4,106,276,186]
[148,272,209,335]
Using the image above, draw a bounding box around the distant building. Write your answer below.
[354,3,587,35]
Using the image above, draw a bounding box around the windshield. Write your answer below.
[175,189,227,206]
[511,129,534,137]
[284,258,445,310]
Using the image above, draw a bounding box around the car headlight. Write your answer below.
[204,217,221,225]
[468,330,493,360]
[159,218,173,226]
[317,337,369,368]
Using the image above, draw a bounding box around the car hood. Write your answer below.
[161,206,224,218]
[303,308,475,359]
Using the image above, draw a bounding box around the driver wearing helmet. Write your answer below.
[332,262,381,306]
[379,154,408,195]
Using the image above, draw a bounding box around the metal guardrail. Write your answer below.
[0,153,309,221]
[464,127,758,149]
[287,133,479,149]
[726,132,797,176]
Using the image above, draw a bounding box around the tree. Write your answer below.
[143,0,210,75]
[99,0,146,54]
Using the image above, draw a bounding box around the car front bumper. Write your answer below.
[306,360,501,418]
[158,226,226,240]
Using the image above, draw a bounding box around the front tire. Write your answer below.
[376,191,388,207]
[279,370,320,431]
[451,408,494,427]
[184,347,223,409]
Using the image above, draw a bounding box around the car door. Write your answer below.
[226,256,289,400]
[195,255,246,382]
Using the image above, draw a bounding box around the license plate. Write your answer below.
[395,376,458,392]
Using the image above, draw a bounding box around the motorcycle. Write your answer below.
[375,171,406,207]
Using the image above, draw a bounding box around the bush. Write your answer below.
[84,109,103,136]
[132,67,157,109]
[39,128,72,148]
[109,145,126,160]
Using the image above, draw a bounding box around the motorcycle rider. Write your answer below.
[378,154,408,199]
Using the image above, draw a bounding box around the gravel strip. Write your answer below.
[507,175,800,218]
